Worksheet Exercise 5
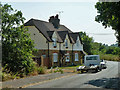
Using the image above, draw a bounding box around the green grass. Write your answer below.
[58,65,83,69]
[100,54,120,61]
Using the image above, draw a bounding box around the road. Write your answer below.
[26,61,120,89]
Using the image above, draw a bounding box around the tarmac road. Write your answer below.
[27,61,120,89]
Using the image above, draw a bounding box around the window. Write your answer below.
[65,39,68,48]
[53,53,58,62]
[75,53,79,61]
[66,53,70,62]
[76,37,79,46]
[52,38,57,48]
[86,56,98,60]
[76,40,79,46]
[42,55,46,58]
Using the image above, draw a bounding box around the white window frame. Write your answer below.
[53,53,58,62]
[76,36,79,46]
[75,53,79,61]
[65,39,68,48]
[76,40,79,46]
[66,53,70,62]
[52,38,57,47]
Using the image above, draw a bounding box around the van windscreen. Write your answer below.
[86,56,98,60]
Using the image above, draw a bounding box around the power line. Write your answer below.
[86,33,114,35]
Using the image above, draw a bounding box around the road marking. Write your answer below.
[21,73,76,88]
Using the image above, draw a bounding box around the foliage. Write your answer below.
[95,2,120,46]
[54,68,64,74]
[100,54,119,61]
[80,31,120,61]
[1,3,36,75]
[79,32,93,54]
[37,66,47,74]
[2,71,20,81]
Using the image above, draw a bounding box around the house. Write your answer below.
[24,14,85,68]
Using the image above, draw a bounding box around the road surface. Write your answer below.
[26,61,120,89]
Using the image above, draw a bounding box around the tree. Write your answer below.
[79,32,93,55]
[95,2,120,47]
[1,4,36,75]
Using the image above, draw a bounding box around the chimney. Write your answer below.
[49,14,60,29]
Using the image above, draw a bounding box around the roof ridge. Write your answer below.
[30,18,49,23]
[29,18,71,28]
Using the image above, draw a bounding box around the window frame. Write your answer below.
[53,53,58,62]
[65,39,68,48]
[52,38,57,48]
[75,53,79,61]
[66,53,70,62]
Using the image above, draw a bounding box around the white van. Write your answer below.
[77,55,102,73]
[84,55,101,67]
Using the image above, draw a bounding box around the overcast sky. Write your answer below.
[2,1,117,45]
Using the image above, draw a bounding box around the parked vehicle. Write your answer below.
[77,55,102,73]
[100,60,107,69]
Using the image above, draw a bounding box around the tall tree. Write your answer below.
[79,32,93,55]
[95,2,120,47]
[1,4,36,75]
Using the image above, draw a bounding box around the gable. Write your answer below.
[27,26,48,49]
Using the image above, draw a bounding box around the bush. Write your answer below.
[2,72,11,81]
[54,67,64,74]
[59,69,64,74]
[100,54,120,61]
[37,66,47,74]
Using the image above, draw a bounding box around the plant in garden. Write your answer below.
[1,3,36,75]
[37,66,47,74]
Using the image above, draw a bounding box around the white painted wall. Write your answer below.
[26,26,48,49]
[61,34,72,51]
[26,26,83,51]
[49,31,60,50]
[73,36,83,51]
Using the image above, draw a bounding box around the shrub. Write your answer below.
[2,72,12,81]
[37,66,47,74]
[54,68,64,74]
[100,54,119,61]
[59,69,64,74]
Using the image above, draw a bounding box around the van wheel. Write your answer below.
[81,70,83,73]
[86,70,88,72]
[95,68,98,72]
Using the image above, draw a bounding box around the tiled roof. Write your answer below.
[24,19,52,41]
[24,18,82,44]
[70,33,83,44]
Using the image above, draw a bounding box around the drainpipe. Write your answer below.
[59,43,61,67]
[72,44,74,66]
[47,41,50,68]
[48,42,49,58]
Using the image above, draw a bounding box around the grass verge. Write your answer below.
[100,54,120,61]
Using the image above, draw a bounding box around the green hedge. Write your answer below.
[100,54,120,61]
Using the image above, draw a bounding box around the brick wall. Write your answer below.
[33,49,85,67]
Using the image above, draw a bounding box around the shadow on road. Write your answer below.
[84,77,120,89]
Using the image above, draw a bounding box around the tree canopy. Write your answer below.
[79,32,93,55]
[95,2,120,47]
[1,3,36,75]
[80,31,119,61]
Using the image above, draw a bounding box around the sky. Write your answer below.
[2,1,117,45]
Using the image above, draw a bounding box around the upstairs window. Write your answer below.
[76,40,79,46]
[65,39,68,48]
[52,38,57,48]
[76,37,79,46]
